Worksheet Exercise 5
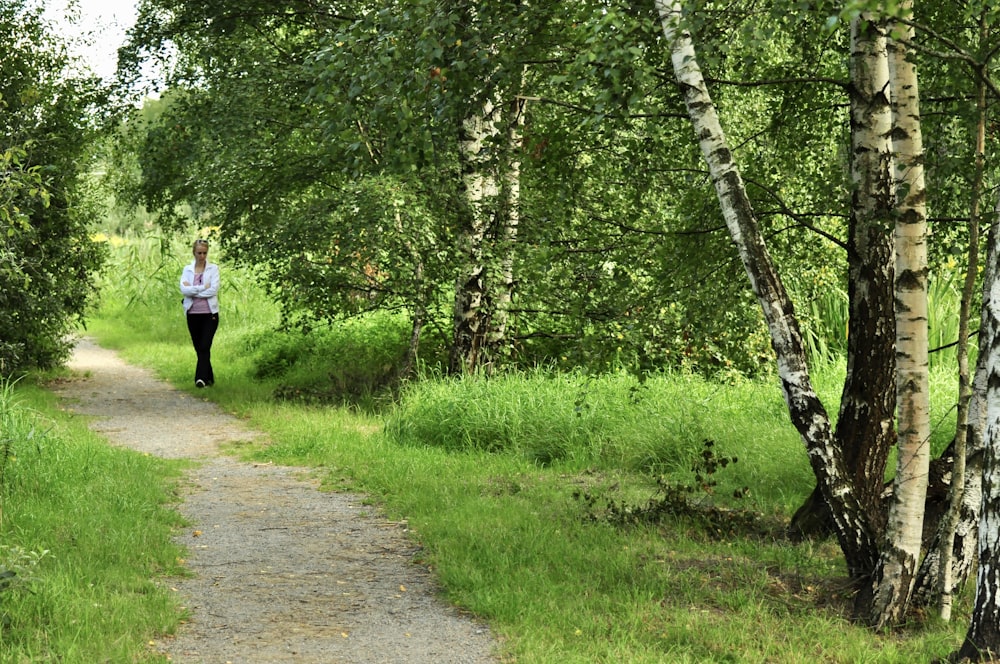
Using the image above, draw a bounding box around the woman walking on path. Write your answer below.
[179,238,220,387]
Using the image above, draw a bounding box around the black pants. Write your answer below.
[186,312,219,385]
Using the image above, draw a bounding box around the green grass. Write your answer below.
[809,269,969,372]
[0,377,187,663]
[384,368,816,514]
[9,232,970,662]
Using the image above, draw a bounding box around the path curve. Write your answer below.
[52,338,500,664]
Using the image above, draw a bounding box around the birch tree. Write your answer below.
[450,92,524,374]
[485,95,526,355]
[655,0,937,628]
[654,0,879,582]
[451,96,501,374]
[790,12,897,544]
[910,4,998,613]
[867,2,931,628]
[447,1,534,374]
[959,197,1000,660]
[922,46,987,622]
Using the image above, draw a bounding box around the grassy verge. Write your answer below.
[64,234,969,662]
[0,377,187,663]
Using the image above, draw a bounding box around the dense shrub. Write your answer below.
[0,2,108,374]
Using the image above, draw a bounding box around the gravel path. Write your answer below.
[52,337,501,664]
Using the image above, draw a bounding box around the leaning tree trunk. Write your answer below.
[959,194,1000,661]
[654,0,878,581]
[867,3,931,630]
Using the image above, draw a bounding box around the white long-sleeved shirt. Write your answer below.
[179,262,220,314]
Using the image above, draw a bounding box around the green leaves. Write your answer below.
[0,0,107,373]
[110,0,997,379]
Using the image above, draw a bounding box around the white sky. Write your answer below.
[45,0,139,81]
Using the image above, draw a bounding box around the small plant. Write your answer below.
[0,546,50,590]
[573,439,764,538]
[0,545,51,626]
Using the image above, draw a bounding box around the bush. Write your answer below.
[247,312,415,407]
[0,3,108,374]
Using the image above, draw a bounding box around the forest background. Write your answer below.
[3,0,1000,661]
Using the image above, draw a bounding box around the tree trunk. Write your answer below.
[917,217,989,610]
[913,18,991,618]
[915,193,992,618]
[867,4,931,630]
[450,78,524,374]
[788,205,896,542]
[485,95,526,356]
[450,97,500,374]
[788,12,898,545]
[958,194,1000,661]
[938,52,986,622]
[655,0,878,581]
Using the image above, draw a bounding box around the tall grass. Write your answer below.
[385,369,814,513]
[803,285,849,364]
[68,233,970,662]
[805,271,964,458]
[927,269,965,369]
[91,231,279,338]
[86,232,282,402]
[807,269,967,371]
[0,377,187,662]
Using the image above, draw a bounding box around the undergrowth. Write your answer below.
[246,314,413,408]
[573,439,771,539]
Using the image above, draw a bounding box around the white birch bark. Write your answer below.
[868,5,931,629]
[451,98,501,374]
[913,22,987,620]
[960,195,1000,660]
[486,95,526,350]
[940,16,994,620]
[956,196,997,599]
[937,72,986,623]
[450,34,525,374]
[451,91,524,374]
[654,0,877,577]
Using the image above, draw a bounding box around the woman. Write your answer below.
[179,238,220,388]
